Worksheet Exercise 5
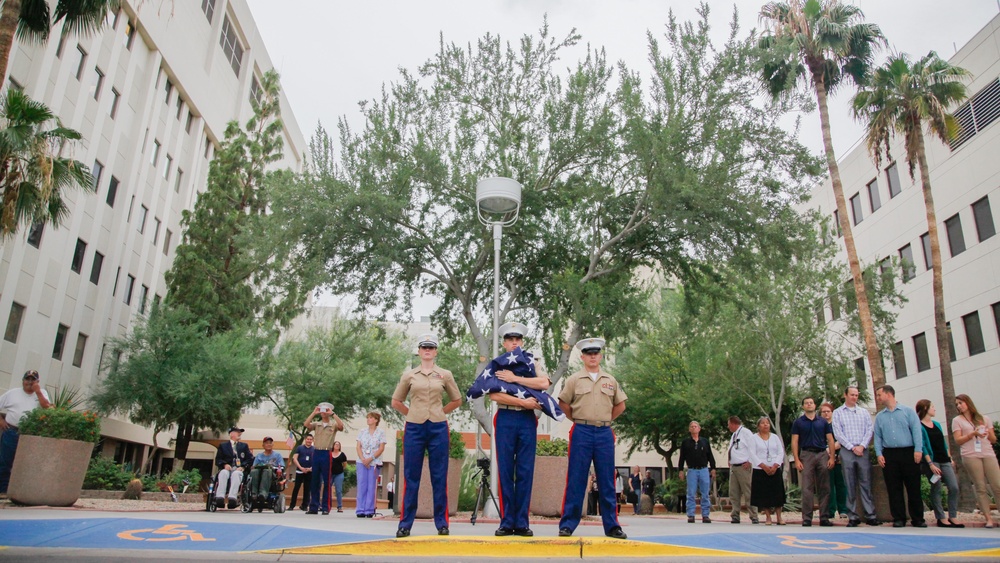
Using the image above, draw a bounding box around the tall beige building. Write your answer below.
[802,15,1000,418]
[0,0,306,471]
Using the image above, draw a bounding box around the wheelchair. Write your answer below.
[240,463,287,513]
[206,467,250,512]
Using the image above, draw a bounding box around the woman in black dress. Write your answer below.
[749,416,786,525]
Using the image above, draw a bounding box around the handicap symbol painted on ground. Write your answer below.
[777,535,874,551]
[117,523,215,542]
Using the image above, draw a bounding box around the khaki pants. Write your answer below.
[729,463,757,520]
[964,456,1000,517]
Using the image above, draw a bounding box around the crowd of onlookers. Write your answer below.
[617,385,999,528]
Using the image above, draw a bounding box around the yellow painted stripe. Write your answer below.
[262,536,758,558]
[935,547,1000,558]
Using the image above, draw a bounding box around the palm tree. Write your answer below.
[758,0,888,390]
[0,88,93,238]
[0,0,119,92]
[852,50,970,456]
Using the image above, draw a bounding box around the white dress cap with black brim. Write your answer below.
[498,322,529,339]
[575,337,606,354]
[317,402,334,413]
[417,333,439,347]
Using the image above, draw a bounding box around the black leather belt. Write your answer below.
[574,419,611,427]
[804,447,825,453]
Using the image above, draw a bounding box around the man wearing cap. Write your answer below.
[214,426,254,509]
[492,321,550,537]
[558,338,628,539]
[248,436,285,503]
[0,370,52,495]
[304,403,344,515]
[392,333,463,537]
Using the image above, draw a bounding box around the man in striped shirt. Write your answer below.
[831,386,879,527]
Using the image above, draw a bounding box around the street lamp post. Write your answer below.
[475,176,521,518]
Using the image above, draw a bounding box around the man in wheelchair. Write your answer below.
[246,436,286,511]
[213,426,254,509]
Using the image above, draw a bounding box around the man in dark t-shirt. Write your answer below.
[289,434,315,511]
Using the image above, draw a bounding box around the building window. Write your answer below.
[124,19,136,50]
[153,218,161,245]
[89,251,104,285]
[110,88,121,118]
[832,209,842,237]
[91,160,103,191]
[175,96,183,120]
[74,46,87,80]
[138,285,149,314]
[946,321,957,362]
[112,267,120,296]
[250,75,262,107]
[219,16,244,76]
[854,357,866,379]
[70,238,87,273]
[886,162,902,198]
[26,222,43,248]
[72,333,88,368]
[912,332,931,372]
[849,193,863,225]
[899,244,915,282]
[4,302,25,343]
[866,178,881,212]
[829,289,841,320]
[972,196,996,242]
[163,77,173,104]
[56,33,67,58]
[138,205,148,234]
[185,111,194,134]
[127,195,134,222]
[963,311,986,356]
[163,229,172,256]
[815,301,824,326]
[92,67,104,100]
[202,0,216,23]
[164,154,172,180]
[993,302,1000,347]
[891,341,907,378]
[204,138,213,159]
[124,274,135,305]
[920,232,932,270]
[174,169,184,193]
[106,176,119,207]
[944,213,966,257]
[150,139,160,166]
[843,279,856,314]
[53,324,69,360]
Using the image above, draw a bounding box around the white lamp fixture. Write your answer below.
[476,177,522,225]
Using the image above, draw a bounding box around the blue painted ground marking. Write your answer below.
[642,532,1000,555]
[0,519,385,552]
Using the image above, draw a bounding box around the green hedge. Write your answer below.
[83,457,202,492]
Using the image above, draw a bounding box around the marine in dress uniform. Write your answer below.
[304,402,344,515]
[557,338,628,539]
[491,322,551,537]
[391,333,463,538]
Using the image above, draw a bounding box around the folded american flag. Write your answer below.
[465,347,565,422]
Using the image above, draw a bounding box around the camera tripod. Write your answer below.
[470,462,500,526]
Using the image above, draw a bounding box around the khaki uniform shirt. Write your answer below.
[392,366,462,424]
[558,369,627,422]
[309,420,339,450]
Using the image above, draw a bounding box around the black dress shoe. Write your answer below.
[802,520,812,527]
[558,528,573,537]
[365,514,374,518]
[912,520,927,528]
[396,528,410,538]
[606,527,627,539]
[731,517,740,524]
[892,520,906,528]
[438,527,449,536]
[847,520,860,527]
[214,497,225,508]
[322,511,330,515]
[513,528,533,537]
[495,527,513,537]
[702,517,711,523]
[306,509,318,515]
[866,518,880,526]
[227,498,238,510]
[687,516,695,523]
[819,519,834,527]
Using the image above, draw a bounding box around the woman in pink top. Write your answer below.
[952,393,1000,527]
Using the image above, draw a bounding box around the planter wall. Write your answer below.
[8,435,94,507]
[530,456,568,517]
[414,458,461,518]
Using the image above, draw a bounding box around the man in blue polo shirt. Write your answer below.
[874,385,926,528]
[791,397,836,527]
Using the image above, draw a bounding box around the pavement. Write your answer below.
[1,506,999,561]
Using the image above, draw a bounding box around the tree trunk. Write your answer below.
[813,75,885,390]
[173,421,194,467]
[0,0,20,93]
[915,134,971,508]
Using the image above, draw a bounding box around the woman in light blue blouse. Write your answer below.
[355,412,386,517]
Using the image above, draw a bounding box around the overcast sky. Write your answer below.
[244,0,999,318]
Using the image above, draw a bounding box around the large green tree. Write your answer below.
[268,316,410,446]
[852,50,970,482]
[758,0,888,390]
[0,0,119,92]
[165,70,308,335]
[0,88,92,239]
[91,304,272,468]
[264,7,818,434]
